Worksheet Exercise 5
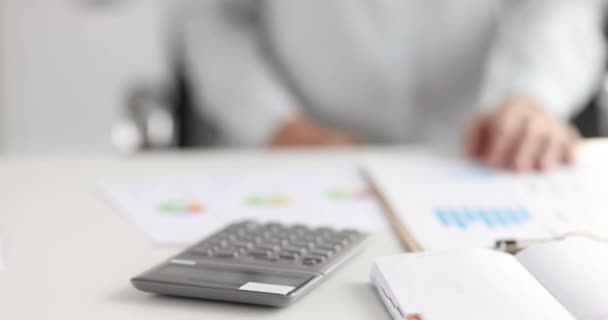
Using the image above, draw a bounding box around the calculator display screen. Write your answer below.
[158,264,316,292]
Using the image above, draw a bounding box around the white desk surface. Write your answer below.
[1,141,606,319]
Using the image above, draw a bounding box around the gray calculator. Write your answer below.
[131,220,367,307]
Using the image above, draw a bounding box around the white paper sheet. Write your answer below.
[371,250,573,320]
[516,237,608,320]
[366,155,607,250]
[102,167,388,246]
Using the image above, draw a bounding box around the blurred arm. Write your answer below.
[479,0,606,118]
[180,0,298,146]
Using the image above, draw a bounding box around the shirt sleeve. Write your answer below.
[180,0,299,146]
[479,0,606,119]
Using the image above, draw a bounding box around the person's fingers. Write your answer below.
[564,127,580,164]
[310,124,361,146]
[327,132,361,145]
[268,116,363,147]
[511,120,545,172]
[484,111,524,168]
[523,123,579,171]
[464,117,488,159]
[537,133,560,171]
[476,96,581,172]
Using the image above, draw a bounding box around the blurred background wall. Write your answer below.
[0,0,171,154]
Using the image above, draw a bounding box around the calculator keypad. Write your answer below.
[183,221,365,268]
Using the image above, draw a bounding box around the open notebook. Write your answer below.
[371,237,608,320]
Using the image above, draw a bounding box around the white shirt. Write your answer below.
[180,0,606,146]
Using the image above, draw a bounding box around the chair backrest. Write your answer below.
[170,51,223,148]
[572,98,601,138]
[570,16,608,138]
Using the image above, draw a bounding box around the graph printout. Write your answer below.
[102,167,388,246]
[434,207,532,230]
[367,155,605,250]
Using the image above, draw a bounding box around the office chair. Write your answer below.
[573,92,602,138]
[111,42,220,153]
[571,20,608,138]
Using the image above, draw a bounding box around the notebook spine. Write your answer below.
[370,264,405,320]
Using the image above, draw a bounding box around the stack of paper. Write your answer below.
[102,167,388,246]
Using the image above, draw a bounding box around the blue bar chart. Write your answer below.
[434,207,531,230]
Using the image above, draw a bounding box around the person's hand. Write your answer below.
[465,96,580,172]
[269,116,361,147]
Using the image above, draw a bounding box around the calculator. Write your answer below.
[131,220,367,307]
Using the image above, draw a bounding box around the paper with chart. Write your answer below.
[102,167,388,246]
[367,155,608,250]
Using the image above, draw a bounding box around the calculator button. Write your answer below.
[251,228,272,237]
[207,239,229,248]
[291,241,316,250]
[309,249,333,258]
[233,229,253,237]
[278,252,299,260]
[312,227,334,238]
[256,244,281,252]
[281,246,307,256]
[190,247,214,257]
[339,230,361,239]
[230,233,243,241]
[239,235,264,244]
[328,238,350,247]
[235,228,249,237]
[215,249,239,259]
[265,223,284,232]
[237,220,259,230]
[265,238,289,246]
[230,246,248,254]
[302,256,325,265]
[285,234,299,242]
[232,241,254,251]
[318,244,342,252]
[288,225,309,235]
[272,233,287,240]
[248,249,274,258]
[299,234,325,244]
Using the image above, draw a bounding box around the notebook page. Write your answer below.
[516,237,608,320]
[372,249,573,320]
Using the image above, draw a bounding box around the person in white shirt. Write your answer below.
[179,0,606,171]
